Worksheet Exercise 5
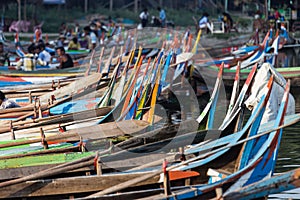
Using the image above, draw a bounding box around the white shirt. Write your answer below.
[38,50,51,65]
[0,98,20,109]
[199,16,208,27]
[139,11,148,20]
[90,31,98,44]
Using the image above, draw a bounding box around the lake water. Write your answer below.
[270,48,300,172]
[276,87,300,173]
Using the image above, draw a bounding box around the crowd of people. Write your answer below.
[138,7,171,29]
[1,7,291,72]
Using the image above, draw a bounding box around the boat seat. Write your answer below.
[207,168,232,183]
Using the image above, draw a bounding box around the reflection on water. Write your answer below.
[276,88,300,173]
[275,122,300,171]
[269,87,300,199]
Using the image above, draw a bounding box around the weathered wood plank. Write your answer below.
[0,153,174,181]
[0,172,160,198]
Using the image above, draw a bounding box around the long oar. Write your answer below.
[96,46,105,73]
[84,49,96,76]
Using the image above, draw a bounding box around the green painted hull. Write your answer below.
[0,151,93,169]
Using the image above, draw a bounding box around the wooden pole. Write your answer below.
[96,152,102,175]
[38,99,42,119]
[163,159,171,196]
[84,0,88,13]
[134,0,138,13]
[40,127,48,149]
[23,0,27,21]
[10,120,15,140]
[225,0,228,12]
[265,0,268,21]
[17,0,21,21]
[109,0,113,11]
[28,91,32,104]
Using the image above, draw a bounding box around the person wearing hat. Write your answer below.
[56,46,74,69]
[57,35,66,48]
[199,12,212,33]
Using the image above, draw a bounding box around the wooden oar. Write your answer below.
[84,49,96,76]
[0,117,152,149]
[0,105,111,135]
[39,72,102,103]
[3,81,69,94]
[96,46,105,73]
[10,74,112,123]
[0,78,110,127]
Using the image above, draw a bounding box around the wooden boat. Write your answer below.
[195,62,300,88]
[0,61,296,199]
[223,167,300,200]
[0,67,262,191]
[0,54,214,181]
[72,76,295,199]
[195,31,272,69]
[127,78,292,200]
[2,29,297,199]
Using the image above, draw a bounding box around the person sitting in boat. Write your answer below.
[0,91,20,109]
[0,42,10,66]
[55,46,74,69]
[37,42,51,66]
[34,26,42,43]
[57,35,66,48]
[68,37,81,50]
[279,23,290,45]
[199,12,212,34]
[83,25,98,50]
[253,12,264,33]
[16,45,37,71]
[222,12,233,33]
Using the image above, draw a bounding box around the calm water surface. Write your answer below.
[275,48,300,172]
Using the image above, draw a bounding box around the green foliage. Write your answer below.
[2,3,250,33]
